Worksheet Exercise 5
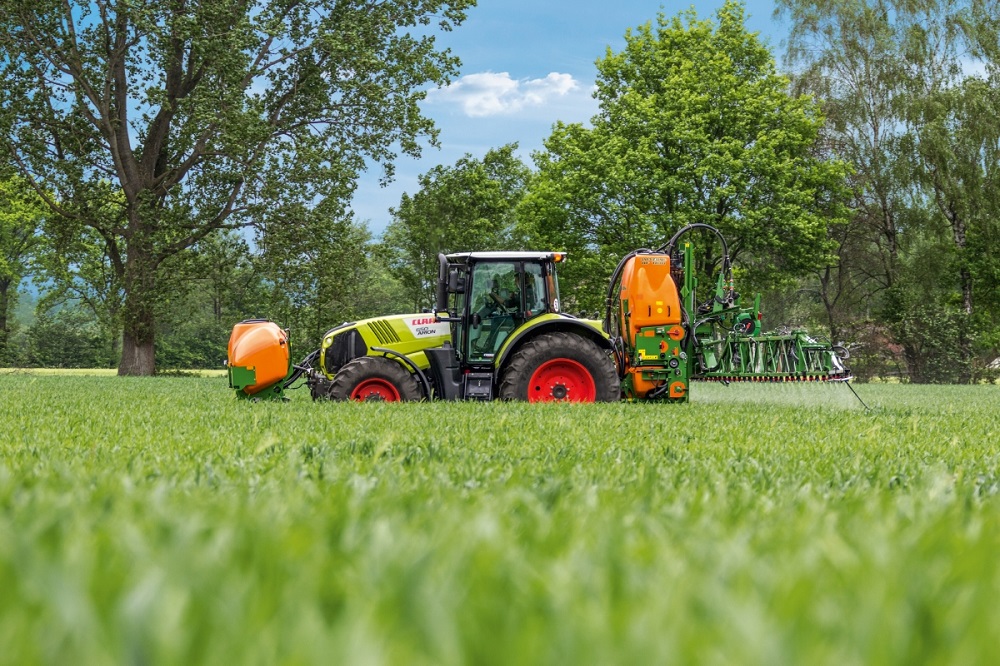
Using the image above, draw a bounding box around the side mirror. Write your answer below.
[436,253,449,314]
[448,268,466,294]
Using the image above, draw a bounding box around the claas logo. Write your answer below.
[410,317,436,326]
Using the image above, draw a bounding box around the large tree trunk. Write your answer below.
[118,236,157,376]
[119,326,155,375]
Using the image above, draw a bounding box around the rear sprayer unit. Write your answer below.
[227,224,852,403]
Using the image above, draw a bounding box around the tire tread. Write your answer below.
[328,356,423,401]
[498,332,619,402]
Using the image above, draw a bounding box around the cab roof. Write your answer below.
[445,251,565,264]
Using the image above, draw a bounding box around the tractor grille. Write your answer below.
[367,320,400,345]
[325,329,368,374]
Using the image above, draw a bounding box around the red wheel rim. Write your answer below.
[350,379,401,401]
[527,358,596,403]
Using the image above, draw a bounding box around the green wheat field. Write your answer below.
[2,374,999,664]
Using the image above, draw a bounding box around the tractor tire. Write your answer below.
[498,332,619,403]
[328,356,423,402]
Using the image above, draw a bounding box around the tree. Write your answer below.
[518,1,850,311]
[383,144,531,309]
[905,76,1000,378]
[0,172,45,362]
[777,0,925,350]
[259,206,394,352]
[33,182,126,366]
[152,229,266,369]
[778,0,1000,380]
[183,230,265,329]
[0,0,473,375]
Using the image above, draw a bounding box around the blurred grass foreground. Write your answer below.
[1,375,999,664]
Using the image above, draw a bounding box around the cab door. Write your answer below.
[466,261,522,364]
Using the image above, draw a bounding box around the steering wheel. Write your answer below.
[488,290,520,316]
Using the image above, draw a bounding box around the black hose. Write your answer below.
[657,223,728,259]
[656,223,733,290]
[283,349,320,389]
[610,335,627,380]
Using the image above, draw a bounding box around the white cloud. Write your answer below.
[428,71,580,117]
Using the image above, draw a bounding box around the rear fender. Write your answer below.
[495,314,613,372]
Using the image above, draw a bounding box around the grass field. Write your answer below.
[2,375,999,664]
[0,368,228,377]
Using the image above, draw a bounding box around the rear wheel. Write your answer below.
[498,332,619,402]
[328,356,422,402]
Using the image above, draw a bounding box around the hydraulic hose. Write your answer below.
[657,223,728,261]
[656,223,733,291]
[283,348,320,389]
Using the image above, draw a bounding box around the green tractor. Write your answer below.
[311,250,619,402]
[227,225,850,403]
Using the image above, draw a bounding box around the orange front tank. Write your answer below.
[228,320,290,395]
[619,254,681,344]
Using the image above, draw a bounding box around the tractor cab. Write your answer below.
[436,251,563,366]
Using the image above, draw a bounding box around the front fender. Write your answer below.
[319,313,451,378]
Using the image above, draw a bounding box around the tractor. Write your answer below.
[227,224,851,403]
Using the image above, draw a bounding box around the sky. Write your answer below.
[353,0,786,236]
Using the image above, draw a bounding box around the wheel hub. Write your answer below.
[350,378,401,402]
[527,358,597,403]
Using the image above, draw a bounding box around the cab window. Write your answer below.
[524,262,548,318]
[467,262,519,363]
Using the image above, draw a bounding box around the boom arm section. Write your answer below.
[605,224,851,401]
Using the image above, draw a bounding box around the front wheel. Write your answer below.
[328,356,423,402]
[498,332,619,402]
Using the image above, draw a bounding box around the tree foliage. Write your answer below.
[32,182,127,364]
[384,144,531,309]
[0,172,45,362]
[0,0,473,374]
[519,0,850,311]
[778,0,1000,380]
[26,306,112,369]
[260,207,410,353]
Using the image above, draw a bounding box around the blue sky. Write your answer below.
[354,0,786,236]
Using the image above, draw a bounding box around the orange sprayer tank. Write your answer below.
[618,254,681,344]
[228,320,290,395]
